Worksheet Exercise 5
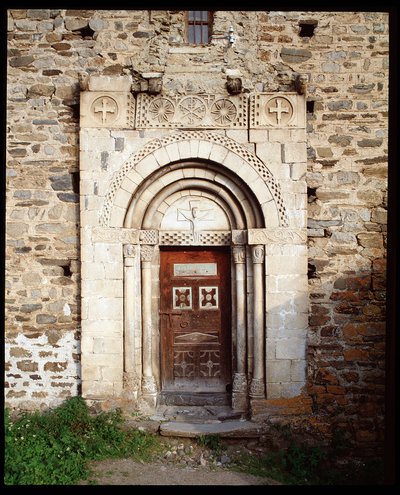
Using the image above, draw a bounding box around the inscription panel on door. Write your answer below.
[160,248,231,392]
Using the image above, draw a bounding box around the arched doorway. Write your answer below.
[123,159,265,410]
[80,128,308,418]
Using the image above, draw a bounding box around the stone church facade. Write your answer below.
[5,10,388,454]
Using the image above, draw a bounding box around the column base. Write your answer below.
[141,375,157,395]
[232,372,248,412]
[249,377,265,398]
[139,376,158,414]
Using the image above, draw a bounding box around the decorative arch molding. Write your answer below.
[124,161,264,231]
[100,130,289,228]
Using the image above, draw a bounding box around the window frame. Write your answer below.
[185,11,213,45]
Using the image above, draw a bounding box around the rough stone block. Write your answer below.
[88,75,132,92]
[282,142,307,163]
[290,360,306,381]
[82,380,114,397]
[266,359,291,382]
[249,129,268,143]
[93,243,122,263]
[277,274,308,292]
[266,255,308,275]
[276,338,306,360]
[87,296,123,321]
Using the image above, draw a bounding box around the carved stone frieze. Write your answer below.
[80,91,135,128]
[139,230,158,245]
[159,230,231,246]
[248,228,307,245]
[249,93,305,129]
[135,94,247,129]
[91,227,140,243]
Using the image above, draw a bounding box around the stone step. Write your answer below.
[158,392,230,406]
[151,405,244,423]
[159,420,264,438]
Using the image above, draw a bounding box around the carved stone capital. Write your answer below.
[232,372,248,393]
[249,377,265,398]
[232,246,246,264]
[252,245,264,264]
[141,375,157,395]
[140,245,155,262]
[124,243,138,258]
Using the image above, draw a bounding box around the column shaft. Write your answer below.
[250,245,265,398]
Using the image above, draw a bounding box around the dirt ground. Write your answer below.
[78,434,282,486]
[79,458,281,485]
[78,408,283,485]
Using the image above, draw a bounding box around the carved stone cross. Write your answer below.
[177,201,214,242]
[268,98,289,125]
[94,97,116,124]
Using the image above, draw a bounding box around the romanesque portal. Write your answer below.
[80,76,308,414]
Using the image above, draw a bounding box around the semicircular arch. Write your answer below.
[100,131,288,228]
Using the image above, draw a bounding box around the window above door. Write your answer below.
[186,11,213,44]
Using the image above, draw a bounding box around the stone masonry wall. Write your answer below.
[6,10,388,452]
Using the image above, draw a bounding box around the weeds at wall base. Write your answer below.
[4,396,384,485]
[4,396,161,485]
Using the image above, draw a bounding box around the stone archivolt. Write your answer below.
[100,131,289,228]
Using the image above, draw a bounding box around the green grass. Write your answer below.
[230,441,384,485]
[4,396,161,485]
[197,434,223,453]
[4,397,385,486]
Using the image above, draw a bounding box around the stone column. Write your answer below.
[232,245,248,412]
[123,244,141,395]
[250,245,265,398]
[140,244,157,406]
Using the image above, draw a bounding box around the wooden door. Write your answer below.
[160,248,231,393]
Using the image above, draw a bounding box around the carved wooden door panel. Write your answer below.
[160,248,231,393]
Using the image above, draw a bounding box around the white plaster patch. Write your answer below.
[63,303,71,316]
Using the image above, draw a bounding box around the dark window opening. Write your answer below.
[62,264,72,278]
[299,20,317,38]
[78,25,95,39]
[308,263,317,279]
[71,171,80,194]
[307,187,317,203]
[306,100,315,114]
[187,11,212,44]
